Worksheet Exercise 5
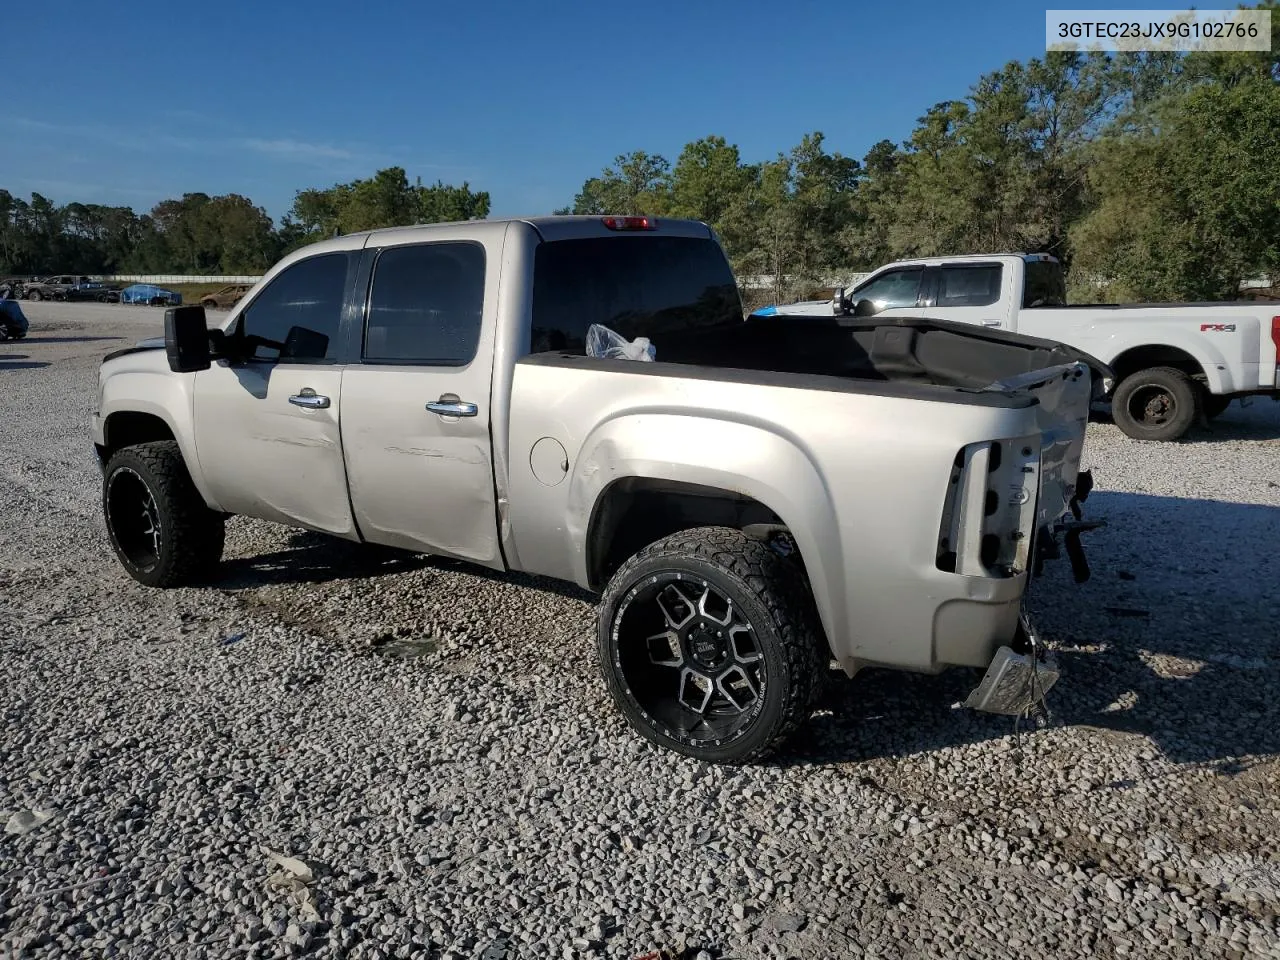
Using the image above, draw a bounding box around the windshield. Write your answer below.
[1023,260,1067,307]
[530,235,743,360]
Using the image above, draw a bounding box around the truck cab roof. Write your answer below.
[335,215,716,246]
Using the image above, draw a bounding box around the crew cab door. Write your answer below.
[337,231,503,567]
[191,249,360,537]
[918,262,1012,329]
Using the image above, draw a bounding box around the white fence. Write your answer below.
[92,275,264,285]
[738,273,870,291]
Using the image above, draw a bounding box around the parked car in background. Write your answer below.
[65,282,122,303]
[120,284,182,306]
[762,253,1280,441]
[0,277,29,300]
[200,284,252,310]
[24,275,98,301]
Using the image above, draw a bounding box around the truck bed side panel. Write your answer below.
[507,358,1050,673]
[1019,306,1274,393]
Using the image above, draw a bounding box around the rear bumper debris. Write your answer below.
[1034,468,1105,583]
[965,613,1060,716]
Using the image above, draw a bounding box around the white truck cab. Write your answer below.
[762,253,1280,441]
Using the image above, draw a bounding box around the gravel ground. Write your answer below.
[2,302,1279,960]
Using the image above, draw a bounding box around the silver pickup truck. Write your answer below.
[92,216,1107,763]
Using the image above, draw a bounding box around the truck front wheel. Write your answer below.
[103,441,225,588]
[1111,366,1200,441]
[597,526,825,764]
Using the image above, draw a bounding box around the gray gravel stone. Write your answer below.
[2,303,1279,959]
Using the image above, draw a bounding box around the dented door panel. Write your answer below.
[192,362,356,536]
[336,226,506,567]
[339,368,501,565]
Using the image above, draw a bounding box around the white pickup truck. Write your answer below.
[760,254,1280,441]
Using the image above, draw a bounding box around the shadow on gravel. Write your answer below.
[1181,406,1280,443]
[0,359,50,370]
[779,491,1280,769]
[219,530,433,587]
[1090,401,1280,442]
[20,334,125,344]
[219,530,596,603]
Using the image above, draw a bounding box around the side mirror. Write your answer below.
[164,305,211,372]
[832,286,849,316]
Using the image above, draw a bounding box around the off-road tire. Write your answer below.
[598,526,826,764]
[1111,366,1200,441]
[103,441,225,588]
[26,289,42,302]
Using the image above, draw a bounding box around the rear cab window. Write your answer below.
[530,235,743,362]
[1023,260,1067,307]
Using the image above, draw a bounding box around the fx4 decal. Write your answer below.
[1200,323,1236,332]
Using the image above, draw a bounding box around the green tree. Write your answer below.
[416,178,491,222]
[286,167,490,243]
[571,152,672,215]
[667,136,759,256]
[864,52,1123,264]
[1071,73,1280,300]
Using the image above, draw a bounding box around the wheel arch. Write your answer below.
[100,410,177,459]
[586,477,800,589]
[571,420,846,659]
[97,369,219,510]
[1107,342,1228,394]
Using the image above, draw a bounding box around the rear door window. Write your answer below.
[363,242,486,365]
[937,264,1002,307]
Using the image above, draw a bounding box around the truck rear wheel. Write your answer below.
[597,526,825,764]
[1111,366,1200,441]
[103,441,225,588]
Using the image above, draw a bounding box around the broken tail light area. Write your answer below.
[601,215,657,231]
[936,437,1041,579]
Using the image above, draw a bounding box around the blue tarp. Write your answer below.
[120,284,182,305]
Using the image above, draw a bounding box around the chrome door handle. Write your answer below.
[982,320,1002,327]
[289,392,330,409]
[426,396,478,417]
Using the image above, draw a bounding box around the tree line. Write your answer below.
[0,170,490,278]
[565,25,1279,305]
[3,6,1277,306]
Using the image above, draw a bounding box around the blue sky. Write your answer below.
[0,0,1168,223]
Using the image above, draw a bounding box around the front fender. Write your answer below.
[97,368,219,510]
[567,413,848,654]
